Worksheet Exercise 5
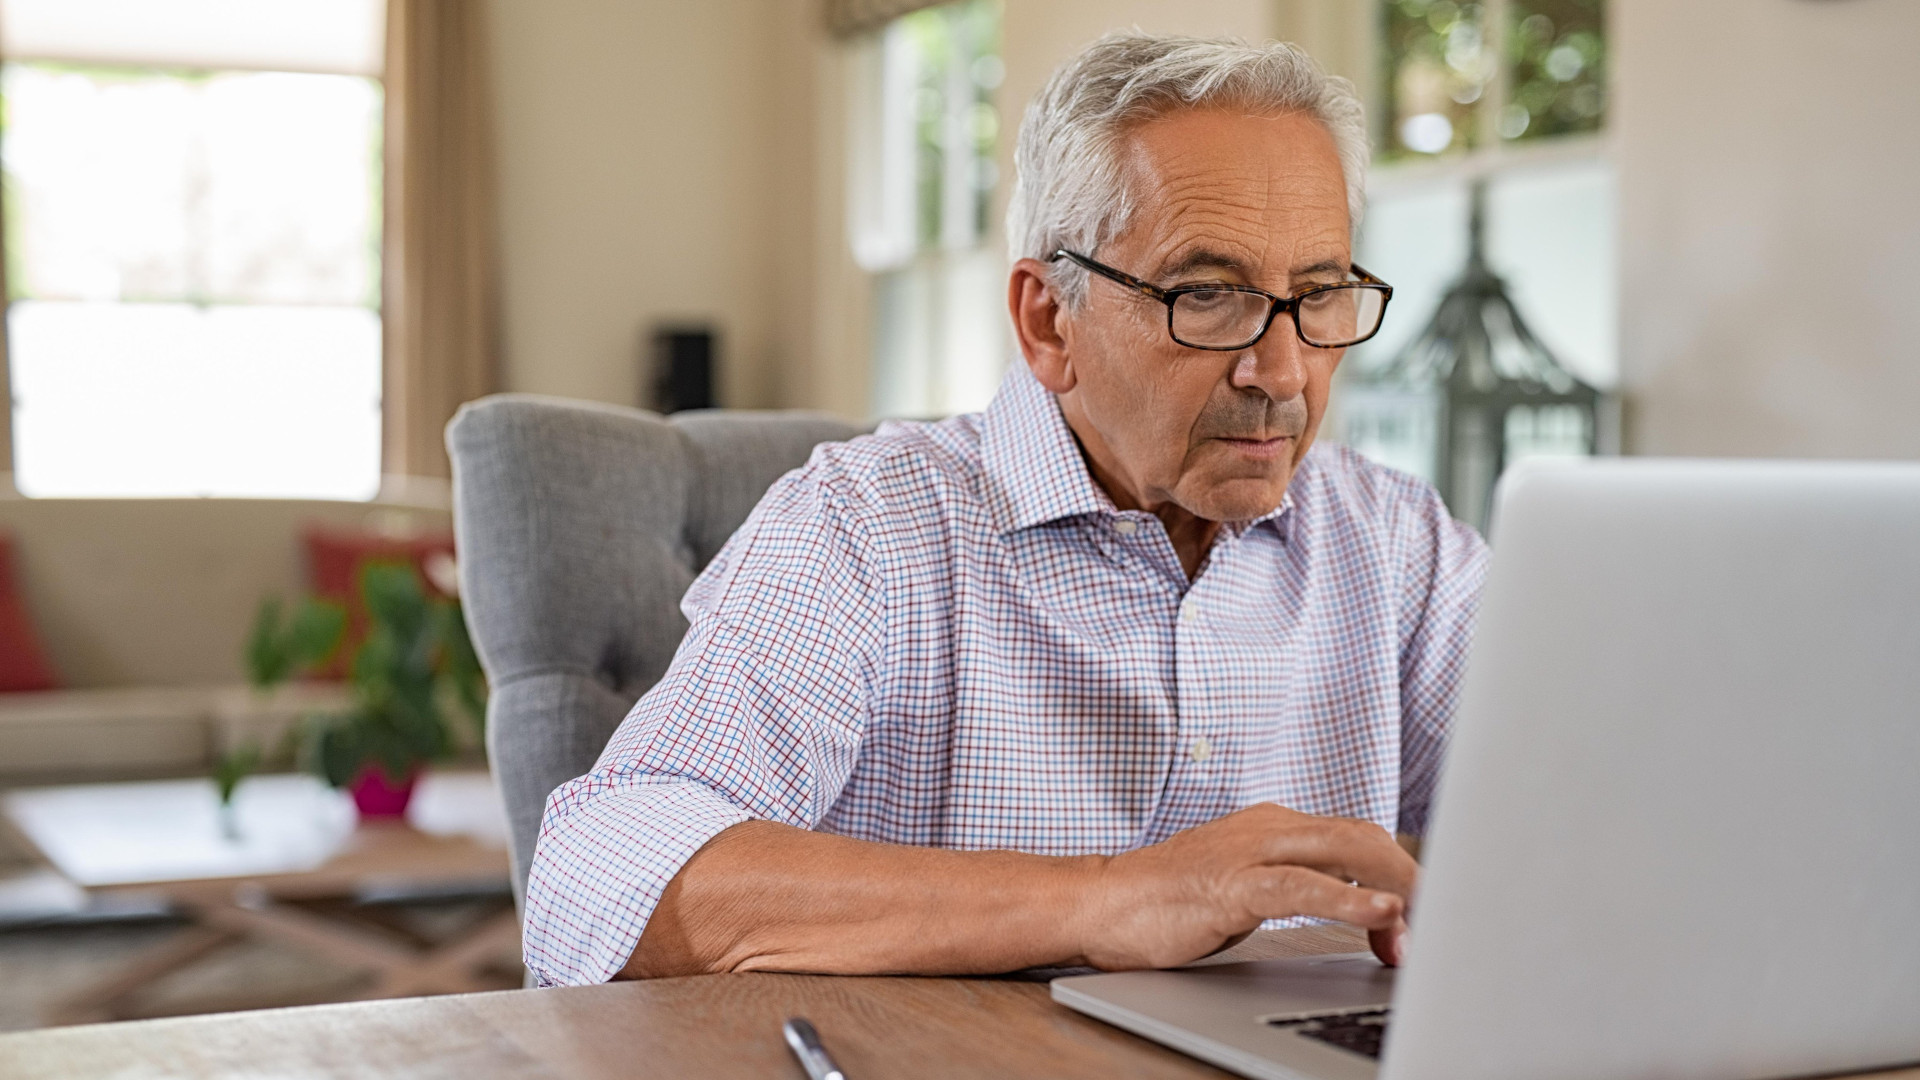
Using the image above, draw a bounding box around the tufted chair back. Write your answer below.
[447,394,868,906]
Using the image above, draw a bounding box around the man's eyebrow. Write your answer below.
[1155,251,1352,286]
[1155,250,1250,281]
[1291,257,1350,281]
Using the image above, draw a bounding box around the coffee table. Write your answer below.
[1,770,520,1025]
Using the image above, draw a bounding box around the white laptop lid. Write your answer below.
[1384,459,1920,1080]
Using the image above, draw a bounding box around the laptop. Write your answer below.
[1054,458,1920,1080]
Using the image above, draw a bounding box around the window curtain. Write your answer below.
[824,0,945,39]
[382,0,501,481]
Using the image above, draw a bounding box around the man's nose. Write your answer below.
[1228,318,1312,401]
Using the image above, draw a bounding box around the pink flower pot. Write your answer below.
[349,764,420,819]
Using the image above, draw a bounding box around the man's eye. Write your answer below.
[1181,289,1237,310]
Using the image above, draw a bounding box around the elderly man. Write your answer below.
[523,32,1486,986]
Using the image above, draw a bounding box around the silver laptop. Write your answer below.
[1055,459,1920,1080]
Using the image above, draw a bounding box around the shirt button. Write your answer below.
[1179,598,1197,623]
[1114,519,1138,536]
[1190,737,1213,763]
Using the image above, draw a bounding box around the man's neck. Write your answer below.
[1153,507,1222,582]
[1058,409,1220,582]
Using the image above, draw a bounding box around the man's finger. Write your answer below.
[1234,865,1404,930]
[1367,918,1408,967]
[1253,815,1420,899]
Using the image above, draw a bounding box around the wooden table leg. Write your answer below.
[43,924,240,1027]
[194,898,428,978]
[363,905,522,999]
[195,895,519,1002]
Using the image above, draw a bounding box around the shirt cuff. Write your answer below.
[521,779,753,986]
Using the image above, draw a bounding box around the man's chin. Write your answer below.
[1176,469,1296,524]
[1168,436,1310,521]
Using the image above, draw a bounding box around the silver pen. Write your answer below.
[782,1016,847,1080]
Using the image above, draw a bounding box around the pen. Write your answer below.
[782,1016,847,1080]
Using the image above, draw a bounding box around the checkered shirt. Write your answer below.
[522,362,1488,986]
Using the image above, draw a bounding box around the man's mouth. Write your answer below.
[1216,434,1295,460]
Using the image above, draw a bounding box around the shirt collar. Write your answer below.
[979,363,1296,538]
[981,363,1111,534]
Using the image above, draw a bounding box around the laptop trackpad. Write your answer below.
[1080,952,1393,1018]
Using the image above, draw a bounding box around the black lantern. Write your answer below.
[1341,180,1606,531]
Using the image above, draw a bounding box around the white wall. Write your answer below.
[486,0,782,410]
[1614,0,1920,458]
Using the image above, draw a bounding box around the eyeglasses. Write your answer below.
[1050,249,1393,351]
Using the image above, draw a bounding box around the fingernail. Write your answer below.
[1371,893,1395,911]
[1395,930,1409,964]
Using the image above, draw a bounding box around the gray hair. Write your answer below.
[1007,32,1370,309]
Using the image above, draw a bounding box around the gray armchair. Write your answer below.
[446,394,868,906]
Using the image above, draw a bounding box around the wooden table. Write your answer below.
[3,923,1917,1080]
[1,771,520,1025]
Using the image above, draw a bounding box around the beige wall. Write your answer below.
[487,0,784,411]
[1614,0,1920,458]
[773,12,875,421]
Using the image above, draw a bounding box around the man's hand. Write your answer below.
[1075,803,1416,970]
[624,803,1415,979]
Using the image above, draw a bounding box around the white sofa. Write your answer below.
[0,482,452,784]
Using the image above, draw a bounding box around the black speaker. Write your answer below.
[649,325,716,413]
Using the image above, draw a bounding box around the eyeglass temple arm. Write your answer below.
[1050,250,1169,302]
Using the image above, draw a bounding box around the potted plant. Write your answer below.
[240,560,486,818]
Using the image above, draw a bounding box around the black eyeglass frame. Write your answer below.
[1050,249,1394,351]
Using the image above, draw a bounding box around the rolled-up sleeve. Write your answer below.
[1391,485,1488,838]
[521,464,888,986]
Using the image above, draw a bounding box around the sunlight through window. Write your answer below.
[4,61,383,499]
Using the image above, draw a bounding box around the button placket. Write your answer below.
[1178,596,1199,624]
[1174,586,1222,787]
[1175,584,1221,776]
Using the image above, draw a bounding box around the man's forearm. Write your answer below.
[619,803,1417,980]
[621,820,1106,978]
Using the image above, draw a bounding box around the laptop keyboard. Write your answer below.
[1266,1008,1391,1059]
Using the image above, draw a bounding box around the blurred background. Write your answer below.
[0,0,1914,1032]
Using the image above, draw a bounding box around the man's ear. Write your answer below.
[1008,258,1076,394]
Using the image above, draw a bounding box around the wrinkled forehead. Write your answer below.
[1108,107,1353,287]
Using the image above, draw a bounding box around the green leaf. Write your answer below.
[278,558,493,787]
[212,743,260,805]
[359,561,427,641]
[300,714,366,789]
[285,599,347,670]
[245,595,347,688]
[245,596,291,688]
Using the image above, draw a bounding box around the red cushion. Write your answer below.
[302,526,458,679]
[0,531,60,692]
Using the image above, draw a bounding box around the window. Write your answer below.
[1358,162,1616,389]
[850,0,1005,418]
[1380,0,1606,159]
[1334,0,1615,496]
[3,1,386,499]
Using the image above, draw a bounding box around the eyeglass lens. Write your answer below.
[1170,285,1385,349]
